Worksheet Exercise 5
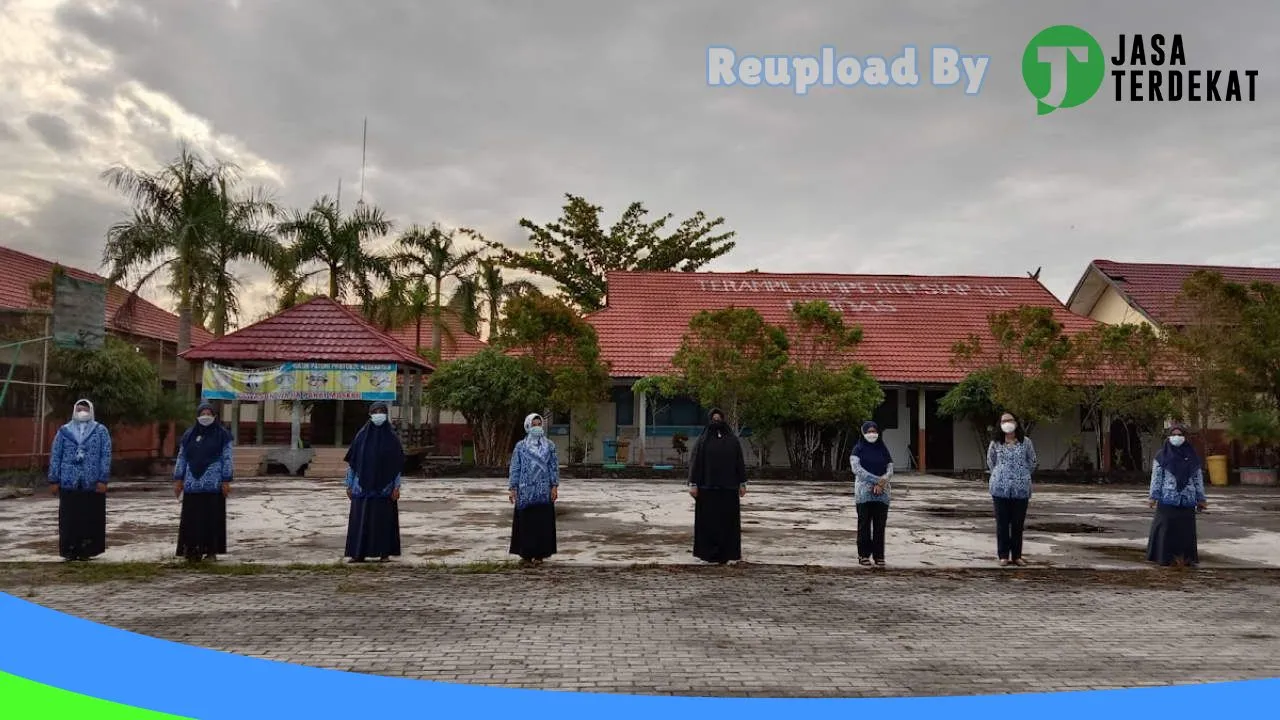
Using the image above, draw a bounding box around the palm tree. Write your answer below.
[474,258,539,339]
[102,143,270,400]
[446,275,481,336]
[393,224,480,427]
[275,196,393,306]
[192,176,282,336]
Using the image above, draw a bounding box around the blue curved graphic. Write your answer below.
[0,591,1275,719]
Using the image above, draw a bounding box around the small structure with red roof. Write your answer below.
[181,296,434,476]
[586,270,1101,473]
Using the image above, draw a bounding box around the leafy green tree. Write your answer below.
[776,301,881,474]
[423,349,549,466]
[488,194,737,312]
[1167,270,1247,432]
[48,337,160,429]
[473,258,540,338]
[274,196,393,305]
[938,370,1001,465]
[669,307,789,435]
[952,306,1078,433]
[495,294,611,451]
[1070,323,1174,470]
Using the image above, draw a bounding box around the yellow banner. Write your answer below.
[201,362,398,401]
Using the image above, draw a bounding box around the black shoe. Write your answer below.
[858,557,872,566]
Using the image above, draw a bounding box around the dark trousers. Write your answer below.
[992,497,1029,560]
[856,502,889,560]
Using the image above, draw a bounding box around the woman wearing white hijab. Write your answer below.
[507,413,560,565]
[47,399,113,561]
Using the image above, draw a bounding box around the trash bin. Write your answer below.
[616,439,631,465]
[1206,454,1229,487]
[460,440,475,466]
[602,439,618,463]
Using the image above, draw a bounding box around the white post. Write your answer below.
[916,388,927,473]
[32,316,51,467]
[638,389,647,465]
[291,401,303,449]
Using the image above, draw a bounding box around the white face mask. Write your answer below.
[74,411,91,423]
[1000,422,1017,434]
[370,413,387,426]
[197,415,215,426]
[1168,435,1186,447]
[529,426,545,438]
[863,432,879,443]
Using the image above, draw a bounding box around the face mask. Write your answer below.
[529,426,545,438]
[197,416,215,427]
[1169,435,1186,447]
[1000,422,1017,434]
[74,411,90,423]
[863,433,879,443]
[370,413,387,426]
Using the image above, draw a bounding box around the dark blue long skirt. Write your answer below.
[510,502,557,561]
[1147,504,1198,566]
[58,490,106,560]
[345,497,401,561]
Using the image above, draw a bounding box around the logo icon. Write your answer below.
[1022,25,1106,115]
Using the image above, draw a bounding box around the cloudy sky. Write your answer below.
[1,0,1276,327]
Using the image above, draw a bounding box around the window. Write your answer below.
[653,396,703,426]
[611,386,635,426]
[550,410,571,427]
[873,389,900,429]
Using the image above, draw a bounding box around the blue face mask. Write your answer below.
[529,426,545,438]
[370,413,387,426]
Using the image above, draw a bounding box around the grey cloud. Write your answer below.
[6,0,1273,316]
[25,112,80,151]
[0,188,125,274]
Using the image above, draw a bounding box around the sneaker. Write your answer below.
[999,559,1011,567]
[874,559,886,568]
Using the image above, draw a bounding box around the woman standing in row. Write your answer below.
[688,408,747,565]
[47,399,112,561]
[343,401,404,563]
[850,420,892,567]
[174,402,234,562]
[987,411,1036,567]
[508,413,559,565]
[1147,424,1207,567]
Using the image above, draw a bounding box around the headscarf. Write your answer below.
[688,408,745,488]
[523,413,551,459]
[343,401,404,494]
[851,420,893,477]
[179,401,233,479]
[1155,424,1201,491]
[66,399,99,444]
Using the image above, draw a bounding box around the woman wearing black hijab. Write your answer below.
[850,420,893,567]
[174,401,235,562]
[1146,424,1207,567]
[688,408,748,564]
[343,401,405,563]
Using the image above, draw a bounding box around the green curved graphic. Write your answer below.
[0,671,192,719]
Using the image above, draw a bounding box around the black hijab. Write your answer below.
[689,408,746,488]
[180,401,233,479]
[851,420,893,477]
[1155,424,1201,491]
[344,401,405,494]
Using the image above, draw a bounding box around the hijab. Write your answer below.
[851,420,893,477]
[689,408,745,487]
[523,413,551,459]
[180,401,233,479]
[1155,424,1201,491]
[344,401,405,494]
[66,399,99,444]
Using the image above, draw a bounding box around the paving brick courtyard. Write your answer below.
[3,476,1279,697]
[2,564,1279,697]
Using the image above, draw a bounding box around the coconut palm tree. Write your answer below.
[101,144,274,399]
[474,258,539,339]
[191,176,283,336]
[275,196,393,306]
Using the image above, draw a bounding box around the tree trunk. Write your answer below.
[429,280,443,429]
[176,298,194,404]
[415,316,423,354]
[329,265,340,300]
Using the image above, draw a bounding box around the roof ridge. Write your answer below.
[1095,258,1280,273]
[606,269,1047,281]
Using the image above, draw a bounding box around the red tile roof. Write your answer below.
[181,296,433,369]
[0,245,213,346]
[588,271,1098,384]
[345,306,489,362]
[1090,259,1280,326]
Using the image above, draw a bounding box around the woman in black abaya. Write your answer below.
[343,402,404,563]
[688,408,748,564]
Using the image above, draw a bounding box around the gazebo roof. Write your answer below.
[181,296,433,370]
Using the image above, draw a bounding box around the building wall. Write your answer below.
[1086,285,1153,326]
